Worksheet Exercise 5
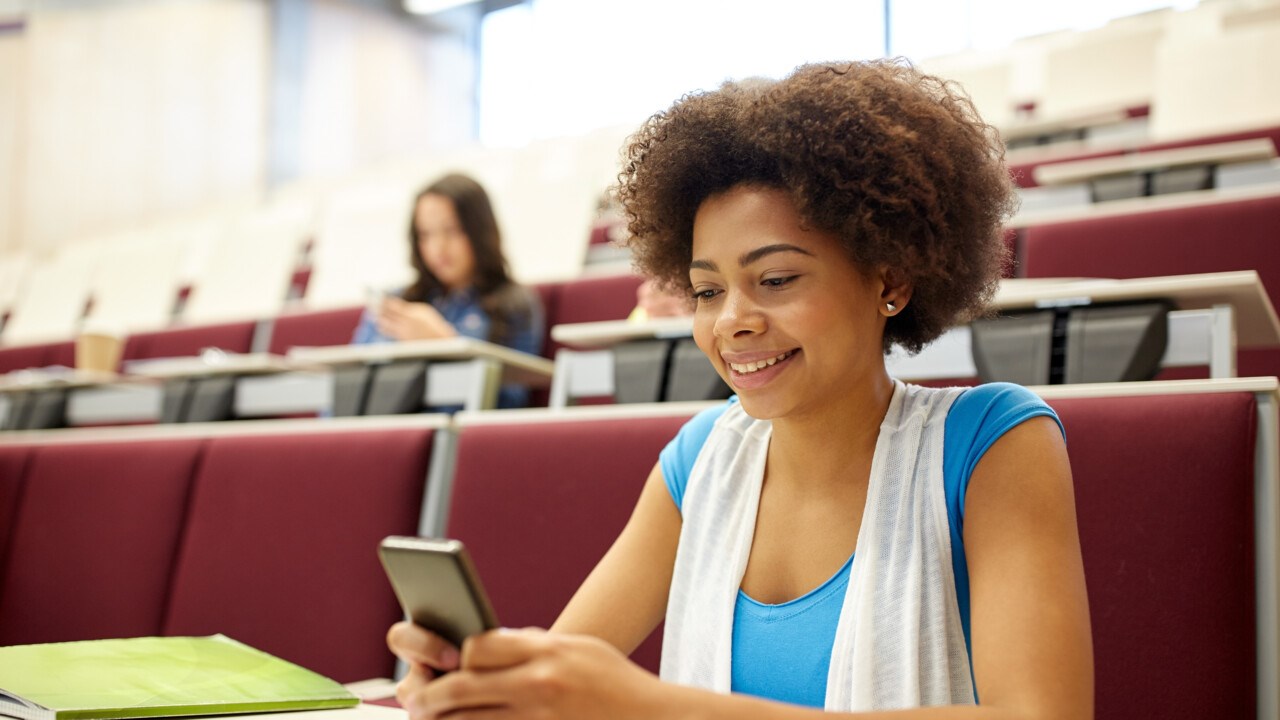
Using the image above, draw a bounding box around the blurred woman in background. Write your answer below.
[353,172,543,408]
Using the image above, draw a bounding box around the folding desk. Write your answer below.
[288,338,554,414]
[547,271,1280,407]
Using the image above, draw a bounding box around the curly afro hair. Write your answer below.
[615,60,1016,354]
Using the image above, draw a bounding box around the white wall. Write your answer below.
[293,0,474,180]
[0,31,23,254]
[12,0,269,257]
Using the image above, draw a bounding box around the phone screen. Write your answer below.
[379,537,499,648]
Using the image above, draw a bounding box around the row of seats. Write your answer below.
[0,381,1268,718]
[0,417,443,683]
[1008,123,1280,189]
[7,188,1278,395]
[0,273,646,377]
[1017,189,1280,379]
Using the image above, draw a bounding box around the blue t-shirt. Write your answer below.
[658,382,1062,708]
[352,286,544,408]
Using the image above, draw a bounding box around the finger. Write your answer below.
[395,663,430,710]
[413,670,520,719]
[388,621,461,670]
[460,628,551,671]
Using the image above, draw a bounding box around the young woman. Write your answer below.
[352,173,543,408]
[387,61,1093,718]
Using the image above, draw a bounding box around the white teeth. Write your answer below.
[728,350,793,374]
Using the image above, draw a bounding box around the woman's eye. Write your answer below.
[692,288,721,302]
[762,276,796,288]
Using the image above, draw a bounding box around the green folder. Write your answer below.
[0,635,360,720]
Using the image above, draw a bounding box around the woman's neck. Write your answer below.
[766,370,897,491]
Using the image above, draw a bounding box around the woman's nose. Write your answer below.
[713,290,764,339]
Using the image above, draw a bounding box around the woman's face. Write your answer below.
[415,193,476,292]
[689,185,891,420]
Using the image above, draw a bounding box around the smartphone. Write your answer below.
[378,536,500,648]
[365,286,387,318]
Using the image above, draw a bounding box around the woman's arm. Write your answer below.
[377,296,458,341]
[402,416,1092,720]
[960,414,1094,719]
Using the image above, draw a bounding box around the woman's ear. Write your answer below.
[878,267,913,317]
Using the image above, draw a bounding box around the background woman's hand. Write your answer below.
[404,628,664,720]
[386,621,462,708]
[376,297,457,341]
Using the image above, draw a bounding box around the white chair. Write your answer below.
[182,200,313,325]
[1,252,96,346]
[1150,23,1280,142]
[82,230,185,334]
[306,185,416,310]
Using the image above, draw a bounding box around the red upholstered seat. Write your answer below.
[0,444,33,582]
[162,428,434,682]
[1021,194,1280,378]
[267,306,364,355]
[446,411,695,673]
[532,283,560,360]
[0,341,76,374]
[1049,392,1256,719]
[1141,124,1280,156]
[123,319,258,362]
[1008,125,1280,189]
[545,274,644,358]
[0,439,204,645]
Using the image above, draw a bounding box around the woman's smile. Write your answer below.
[723,348,800,388]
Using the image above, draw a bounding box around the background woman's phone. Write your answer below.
[378,536,500,648]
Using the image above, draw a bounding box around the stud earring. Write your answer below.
[885,301,897,314]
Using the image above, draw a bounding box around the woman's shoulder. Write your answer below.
[949,382,1058,433]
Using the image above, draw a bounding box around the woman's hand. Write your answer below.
[403,628,664,720]
[376,297,458,341]
[386,621,462,708]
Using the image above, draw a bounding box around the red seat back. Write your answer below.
[446,411,695,673]
[162,428,434,682]
[1021,195,1280,378]
[545,274,644,358]
[123,320,258,362]
[0,439,204,645]
[0,341,75,374]
[267,306,364,355]
[0,444,33,582]
[1050,392,1257,719]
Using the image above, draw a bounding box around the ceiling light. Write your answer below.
[404,0,479,15]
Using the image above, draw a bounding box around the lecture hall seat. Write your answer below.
[266,306,364,355]
[0,341,75,374]
[0,444,32,584]
[161,426,436,682]
[122,319,259,363]
[1021,193,1280,378]
[0,438,205,646]
[1050,391,1257,720]
[543,274,645,359]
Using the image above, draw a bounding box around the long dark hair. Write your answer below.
[402,173,528,345]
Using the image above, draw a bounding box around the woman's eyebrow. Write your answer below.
[739,244,814,266]
[689,243,814,273]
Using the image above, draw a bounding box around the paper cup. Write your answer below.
[76,331,124,373]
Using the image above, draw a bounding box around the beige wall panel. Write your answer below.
[18,0,267,256]
[0,33,23,255]
[1040,26,1163,119]
[1151,22,1280,141]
